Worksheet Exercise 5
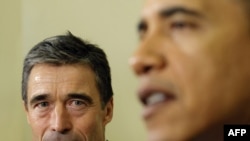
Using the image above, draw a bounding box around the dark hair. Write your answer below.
[22,32,113,108]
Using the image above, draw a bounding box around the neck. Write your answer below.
[191,125,223,141]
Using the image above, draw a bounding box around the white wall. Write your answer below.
[0,0,29,140]
[1,0,146,140]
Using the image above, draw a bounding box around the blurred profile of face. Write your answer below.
[25,64,113,141]
[130,0,250,140]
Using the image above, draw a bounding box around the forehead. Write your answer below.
[141,0,243,19]
[27,64,98,97]
[27,64,99,102]
[29,64,95,83]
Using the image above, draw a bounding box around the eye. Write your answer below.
[72,100,85,106]
[33,101,50,113]
[68,100,88,110]
[171,21,197,30]
[138,21,147,40]
[37,102,49,108]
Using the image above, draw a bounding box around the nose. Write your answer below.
[50,104,72,134]
[129,37,166,76]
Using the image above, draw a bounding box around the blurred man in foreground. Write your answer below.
[130,0,250,140]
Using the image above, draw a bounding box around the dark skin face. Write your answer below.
[130,0,250,141]
[25,64,113,141]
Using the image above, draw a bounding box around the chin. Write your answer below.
[147,128,179,141]
[147,124,200,141]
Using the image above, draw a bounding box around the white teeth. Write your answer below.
[146,93,166,106]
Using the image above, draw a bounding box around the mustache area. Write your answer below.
[42,132,85,141]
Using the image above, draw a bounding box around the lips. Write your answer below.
[137,77,176,119]
[146,92,168,106]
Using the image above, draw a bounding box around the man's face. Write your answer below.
[130,0,250,140]
[25,64,113,141]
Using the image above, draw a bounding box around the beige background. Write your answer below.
[0,0,146,140]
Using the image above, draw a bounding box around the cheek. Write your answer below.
[169,50,220,112]
[27,113,48,138]
[74,111,104,137]
[168,48,212,94]
[170,46,247,123]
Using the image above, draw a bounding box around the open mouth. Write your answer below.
[144,92,174,106]
[140,91,175,106]
[137,78,177,119]
[139,90,176,119]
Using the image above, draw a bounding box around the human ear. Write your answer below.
[103,97,113,125]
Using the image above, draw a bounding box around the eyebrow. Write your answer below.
[29,93,94,106]
[137,7,202,33]
[159,7,202,18]
[29,94,49,106]
[67,93,93,105]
